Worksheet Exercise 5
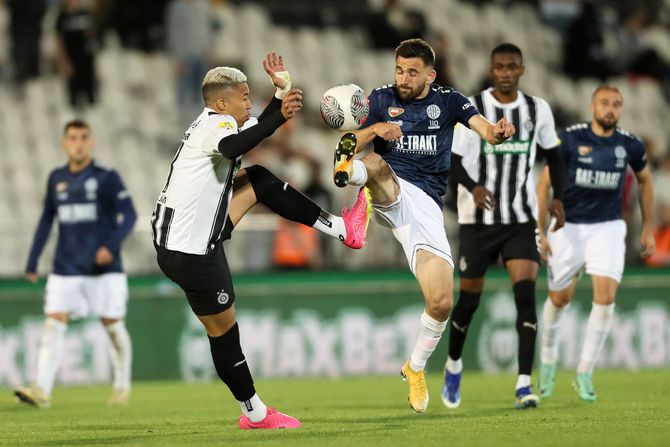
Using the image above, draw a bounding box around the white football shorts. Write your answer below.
[44,273,129,319]
[372,176,453,275]
[547,219,627,291]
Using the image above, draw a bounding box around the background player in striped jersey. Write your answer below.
[16,120,137,408]
[442,43,566,409]
[332,38,515,413]
[152,53,370,430]
[536,85,655,401]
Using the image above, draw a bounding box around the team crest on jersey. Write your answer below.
[388,107,404,117]
[426,104,441,120]
[84,178,98,200]
[578,145,593,156]
[56,182,68,193]
[524,118,534,132]
[217,290,229,305]
[615,145,627,167]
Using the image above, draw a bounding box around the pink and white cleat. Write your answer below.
[238,408,301,430]
[342,187,372,249]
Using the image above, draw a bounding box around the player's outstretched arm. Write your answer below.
[536,166,553,261]
[218,88,302,159]
[467,114,515,145]
[635,166,656,258]
[258,52,293,121]
[350,123,402,149]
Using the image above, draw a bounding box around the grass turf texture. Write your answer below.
[2,370,668,446]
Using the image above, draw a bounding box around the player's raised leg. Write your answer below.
[402,251,453,413]
[574,275,617,402]
[229,165,371,249]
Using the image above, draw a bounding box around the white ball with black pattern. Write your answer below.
[320,84,369,131]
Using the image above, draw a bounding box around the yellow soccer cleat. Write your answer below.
[333,132,358,188]
[14,386,50,409]
[401,361,429,413]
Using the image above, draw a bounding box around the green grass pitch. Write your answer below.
[2,370,668,446]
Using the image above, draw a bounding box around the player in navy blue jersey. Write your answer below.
[15,119,137,408]
[536,85,655,401]
[332,38,515,413]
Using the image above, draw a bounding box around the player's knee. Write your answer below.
[244,164,279,201]
[427,292,453,320]
[549,291,571,308]
[452,291,481,323]
[362,153,390,179]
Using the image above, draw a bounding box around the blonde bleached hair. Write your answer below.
[202,66,247,104]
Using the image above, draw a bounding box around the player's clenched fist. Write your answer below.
[373,122,402,141]
[281,89,302,119]
[494,117,515,140]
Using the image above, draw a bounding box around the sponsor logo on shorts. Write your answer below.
[217,290,229,305]
[459,256,467,272]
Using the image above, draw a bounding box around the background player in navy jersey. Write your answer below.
[441,43,566,410]
[16,119,137,408]
[332,38,515,413]
[536,85,655,401]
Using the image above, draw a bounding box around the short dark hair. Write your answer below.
[592,85,622,100]
[491,43,523,62]
[395,38,435,67]
[63,119,90,135]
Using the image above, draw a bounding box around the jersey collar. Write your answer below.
[483,87,523,108]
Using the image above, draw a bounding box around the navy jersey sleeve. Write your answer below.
[557,129,572,161]
[26,174,57,273]
[361,89,384,129]
[628,137,647,172]
[450,91,479,127]
[102,170,137,253]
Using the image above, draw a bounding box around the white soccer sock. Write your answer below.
[577,303,615,374]
[105,320,133,391]
[312,212,346,241]
[409,310,448,372]
[348,160,368,186]
[540,298,567,364]
[240,393,268,422]
[515,374,531,389]
[446,356,463,374]
[35,318,67,396]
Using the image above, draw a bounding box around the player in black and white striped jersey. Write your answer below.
[443,43,566,409]
[152,53,371,430]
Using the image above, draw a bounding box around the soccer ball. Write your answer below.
[320,84,369,131]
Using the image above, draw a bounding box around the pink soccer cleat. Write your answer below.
[238,407,301,430]
[342,187,372,249]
